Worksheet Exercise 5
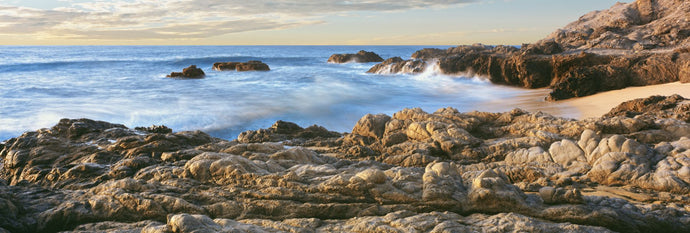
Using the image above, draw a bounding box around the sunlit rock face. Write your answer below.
[367,0,690,100]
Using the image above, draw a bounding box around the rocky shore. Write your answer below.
[1,94,689,232]
[367,0,690,100]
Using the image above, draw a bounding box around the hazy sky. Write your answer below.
[0,0,628,45]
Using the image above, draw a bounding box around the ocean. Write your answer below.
[0,46,574,141]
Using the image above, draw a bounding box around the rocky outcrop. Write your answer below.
[604,94,689,120]
[213,61,270,72]
[2,96,690,232]
[367,0,690,100]
[237,120,341,144]
[167,65,205,78]
[544,0,690,50]
[328,50,384,63]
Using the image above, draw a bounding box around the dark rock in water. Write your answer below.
[328,50,384,63]
[237,60,270,71]
[367,57,427,74]
[213,60,270,71]
[212,61,242,71]
[2,97,690,232]
[167,65,205,78]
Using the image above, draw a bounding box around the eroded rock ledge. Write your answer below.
[367,0,690,100]
[1,95,690,233]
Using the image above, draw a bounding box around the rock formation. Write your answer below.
[1,95,690,232]
[545,0,690,50]
[213,61,270,72]
[368,0,690,100]
[167,65,205,78]
[328,50,384,63]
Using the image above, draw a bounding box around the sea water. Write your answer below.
[0,46,574,141]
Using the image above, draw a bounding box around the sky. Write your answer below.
[0,0,629,45]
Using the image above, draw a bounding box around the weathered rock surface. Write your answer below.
[604,94,689,119]
[544,0,690,50]
[367,0,690,100]
[213,61,270,72]
[2,96,690,232]
[167,65,205,78]
[328,50,384,63]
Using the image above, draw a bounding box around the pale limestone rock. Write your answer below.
[588,152,652,185]
[468,170,530,213]
[168,214,221,233]
[288,164,337,178]
[549,140,586,165]
[354,168,387,184]
[587,135,649,164]
[505,146,552,165]
[422,162,465,203]
[539,186,584,204]
[269,147,325,166]
[406,122,431,141]
[352,113,391,140]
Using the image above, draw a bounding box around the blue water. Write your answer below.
[0,46,569,141]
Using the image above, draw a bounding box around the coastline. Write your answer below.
[560,82,690,119]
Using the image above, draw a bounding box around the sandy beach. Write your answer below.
[560,82,690,119]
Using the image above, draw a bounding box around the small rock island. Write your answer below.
[167,65,205,79]
[328,50,384,63]
[213,61,270,72]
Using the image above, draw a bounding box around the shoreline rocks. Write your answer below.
[1,95,690,232]
[167,65,205,79]
[367,0,690,100]
[213,61,270,72]
[328,50,384,63]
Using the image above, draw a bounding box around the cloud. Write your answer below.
[0,0,476,41]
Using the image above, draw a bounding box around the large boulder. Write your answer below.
[328,50,384,63]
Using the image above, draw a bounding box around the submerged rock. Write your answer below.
[167,65,205,78]
[328,50,384,63]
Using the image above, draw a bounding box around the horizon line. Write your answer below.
[0,43,521,47]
